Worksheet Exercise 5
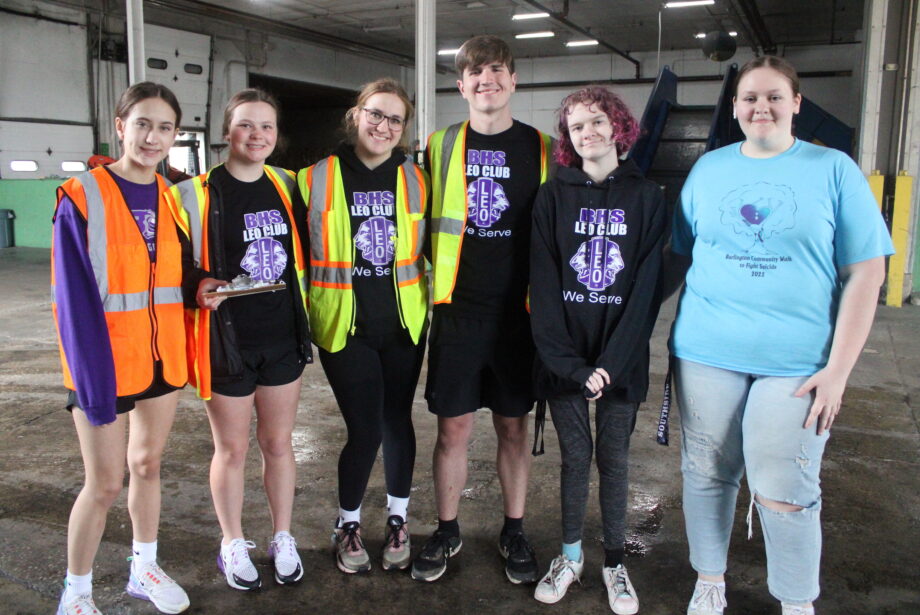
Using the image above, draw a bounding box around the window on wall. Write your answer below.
[168,130,207,178]
[10,161,38,172]
[61,161,87,172]
[147,58,168,70]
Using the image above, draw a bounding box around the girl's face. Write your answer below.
[354,92,406,165]
[566,102,618,167]
[733,67,801,150]
[114,97,178,170]
[226,101,278,165]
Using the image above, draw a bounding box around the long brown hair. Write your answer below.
[115,81,182,126]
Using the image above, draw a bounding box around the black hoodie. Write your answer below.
[529,159,666,401]
[334,142,404,336]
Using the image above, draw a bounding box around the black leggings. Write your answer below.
[319,330,426,511]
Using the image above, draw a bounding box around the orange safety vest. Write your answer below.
[166,165,308,399]
[52,167,188,396]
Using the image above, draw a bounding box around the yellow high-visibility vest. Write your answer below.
[297,155,429,352]
[427,120,552,304]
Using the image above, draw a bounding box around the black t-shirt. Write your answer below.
[209,164,297,348]
[439,120,543,320]
[335,143,403,336]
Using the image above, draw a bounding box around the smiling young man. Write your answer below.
[411,35,553,585]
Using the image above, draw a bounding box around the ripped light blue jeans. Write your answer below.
[675,358,830,604]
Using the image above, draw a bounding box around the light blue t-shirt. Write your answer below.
[671,139,894,376]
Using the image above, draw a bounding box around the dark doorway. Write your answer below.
[249,73,357,171]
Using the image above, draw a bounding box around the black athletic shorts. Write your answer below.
[425,313,535,418]
[212,340,306,397]
[65,361,180,414]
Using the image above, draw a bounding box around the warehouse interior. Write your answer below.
[0,1,918,614]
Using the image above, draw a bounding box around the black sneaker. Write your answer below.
[410,529,462,582]
[498,531,539,584]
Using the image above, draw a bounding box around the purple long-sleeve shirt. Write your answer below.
[52,172,158,425]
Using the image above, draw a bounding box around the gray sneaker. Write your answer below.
[687,579,727,615]
[332,521,371,574]
[381,515,412,571]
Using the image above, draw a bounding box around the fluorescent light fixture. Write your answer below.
[665,0,715,7]
[515,31,555,39]
[512,12,550,20]
[466,1,486,7]
[729,31,738,36]
[694,32,707,39]
[62,161,87,172]
[10,160,38,172]
[566,39,599,47]
[438,48,461,55]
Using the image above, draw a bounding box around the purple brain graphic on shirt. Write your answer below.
[570,237,625,292]
[241,237,287,282]
[467,177,510,228]
[355,216,397,266]
[132,210,157,241]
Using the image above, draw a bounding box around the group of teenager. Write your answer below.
[51,33,893,615]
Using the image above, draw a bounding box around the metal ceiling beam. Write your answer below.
[730,0,777,55]
[143,0,416,67]
[516,0,641,78]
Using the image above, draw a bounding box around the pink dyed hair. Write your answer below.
[554,86,639,168]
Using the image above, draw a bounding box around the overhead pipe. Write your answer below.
[731,0,776,55]
[415,0,436,145]
[126,0,145,84]
[516,0,642,79]
[145,0,415,67]
[434,70,850,94]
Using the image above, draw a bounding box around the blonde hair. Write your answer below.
[343,77,414,151]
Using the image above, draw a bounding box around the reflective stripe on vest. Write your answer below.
[51,167,187,398]
[64,171,185,312]
[299,155,428,352]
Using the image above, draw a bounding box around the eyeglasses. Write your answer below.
[362,108,405,131]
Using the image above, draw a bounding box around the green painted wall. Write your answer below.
[0,179,62,249]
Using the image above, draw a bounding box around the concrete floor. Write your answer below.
[0,246,918,615]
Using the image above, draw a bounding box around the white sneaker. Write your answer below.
[217,538,261,591]
[603,565,639,615]
[782,603,815,615]
[687,579,727,615]
[125,558,190,614]
[268,531,304,585]
[533,553,584,604]
[57,589,102,615]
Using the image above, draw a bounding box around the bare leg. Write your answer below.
[253,377,302,534]
[67,410,127,574]
[206,393,255,542]
[126,391,179,542]
[433,414,475,520]
[492,414,531,518]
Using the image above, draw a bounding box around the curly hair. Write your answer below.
[554,86,639,168]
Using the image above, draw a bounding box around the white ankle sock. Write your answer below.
[386,494,409,522]
[132,540,157,566]
[338,506,361,526]
[65,570,92,597]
